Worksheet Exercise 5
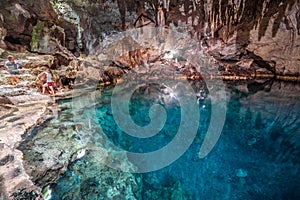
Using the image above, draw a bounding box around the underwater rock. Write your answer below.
[235,169,248,178]
[247,138,257,146]
[11,188,41,200]
[16,100,97,191]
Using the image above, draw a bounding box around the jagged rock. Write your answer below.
[104,66,125,83]
[0,0,79,56]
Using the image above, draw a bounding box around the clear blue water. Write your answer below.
[50,81,300,200]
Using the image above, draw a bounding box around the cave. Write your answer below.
[0,1,299,199]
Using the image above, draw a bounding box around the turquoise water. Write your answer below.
[50,81,300,199]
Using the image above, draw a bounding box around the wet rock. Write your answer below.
[17,103,83,189]
[0,154,14,166]
[11,188,40,200]
[235,169,248,178]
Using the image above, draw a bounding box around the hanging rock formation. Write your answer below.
[0,0,299,79]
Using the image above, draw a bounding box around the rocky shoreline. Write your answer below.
[0,85,54,199]
[0,84,82,199]
[0,51,75,199]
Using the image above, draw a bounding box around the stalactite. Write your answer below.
[207,1,213,37]
[190,0,198,26]
[285,15,296,51]
[183,0,190,24]
[224,2,230,41]
[117,0,126,30]
[157,6,165,26]
[198,0,205,22]
[297,7,300,35]
[272,2,288,38]
[236,0,244,23]
[259,1,278,40]
[211,11,215,37]
[162,0,170,12]
[192,0,196,12]
[230,0,235,25]
[219,0,223,25]
[211,0,219,37]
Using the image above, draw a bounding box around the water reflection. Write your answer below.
[23,80,300,199]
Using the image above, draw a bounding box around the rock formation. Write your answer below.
[0,0,299,79]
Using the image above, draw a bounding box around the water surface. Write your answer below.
[48,80,299,199]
